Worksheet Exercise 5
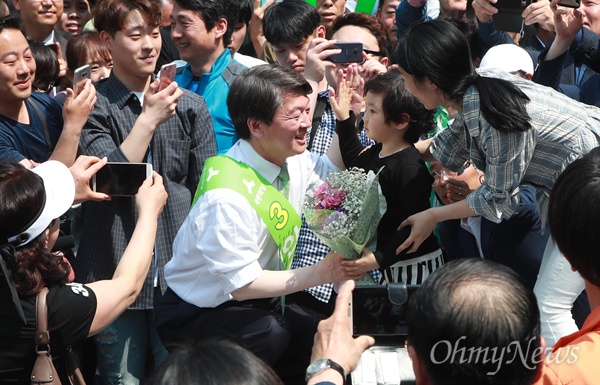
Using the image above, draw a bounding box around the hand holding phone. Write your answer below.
[326,42,363,64]
[157,62,176,93]
[135,172,168,218]
[91,162,153,196]
[73,64,91,90]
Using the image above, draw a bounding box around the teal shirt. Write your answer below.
[176,49,246,154]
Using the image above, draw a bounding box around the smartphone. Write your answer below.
[327,42,363,64]
[493,0,536,33]
[157,62,177,92]
[350,284,419,337]
[91,162,153,196]
[73,64,91,88]
[558,0,580,7]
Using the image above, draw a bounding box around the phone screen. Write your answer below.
[352,285,418,336]
[93,163,151,196]
[158,63,177,92]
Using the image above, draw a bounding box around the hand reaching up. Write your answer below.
[329,72,353,121]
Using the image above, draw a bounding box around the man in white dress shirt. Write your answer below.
[156,64,351,384]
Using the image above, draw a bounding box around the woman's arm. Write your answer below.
[396,200,478,254]
[86,173,167,336]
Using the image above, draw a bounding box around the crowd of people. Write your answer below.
[0,0,599,384]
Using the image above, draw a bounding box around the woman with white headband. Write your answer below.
[0,157,167,384]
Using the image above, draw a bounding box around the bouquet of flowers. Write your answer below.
[304,167,385,283]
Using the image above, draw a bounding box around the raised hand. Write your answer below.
[329,71,353,121]
[338,64,364,118]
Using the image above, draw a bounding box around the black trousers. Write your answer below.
[156,288,323,385]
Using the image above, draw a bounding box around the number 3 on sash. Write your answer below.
[269,201,289,230]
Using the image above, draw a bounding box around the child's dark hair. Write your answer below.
[27,38,59,92]
[364,70,435,144]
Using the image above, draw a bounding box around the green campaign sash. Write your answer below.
[192,156,301,270]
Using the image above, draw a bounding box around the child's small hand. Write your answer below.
[340,248,380,277]
[329,74,353,121]
[343,64,365,117]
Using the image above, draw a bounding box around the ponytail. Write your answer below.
[396,19,533,133]
[474,76,532,133]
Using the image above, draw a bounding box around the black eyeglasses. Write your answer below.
[363,49,382,57]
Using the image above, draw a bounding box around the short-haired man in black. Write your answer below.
[407,258,545,385]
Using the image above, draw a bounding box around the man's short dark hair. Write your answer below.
[0,14,21,34]
[93,0,161,36]
[329,12,391,60]
[237,0,253,25]
[408,258,542,385]
[549,147,600,287]
[263,0,320,47]
[173,0,238,47]
[227,64,312,140]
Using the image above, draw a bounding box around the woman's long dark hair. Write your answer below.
[0,163,70,295]
[395,19,532,133]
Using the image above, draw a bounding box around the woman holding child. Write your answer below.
[395,19,600,347]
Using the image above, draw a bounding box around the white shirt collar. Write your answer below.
[228,140,281,185]
[42,30,55,45]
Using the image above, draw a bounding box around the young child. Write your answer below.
[331,67,442,285]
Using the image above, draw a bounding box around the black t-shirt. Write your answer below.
[0,283,97,384]
[337,115,440,270]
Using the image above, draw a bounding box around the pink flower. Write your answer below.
[321,188,345,210]
[314,181,330,201]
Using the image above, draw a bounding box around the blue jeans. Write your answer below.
[94,309,167,385]
[439,185,547,290]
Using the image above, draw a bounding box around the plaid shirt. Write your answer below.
[431,69,600,227]
[74,74,217,309]
[292,91,377,302]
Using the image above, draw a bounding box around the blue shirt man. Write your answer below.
[170,0,245,154]
[176,49,245,154]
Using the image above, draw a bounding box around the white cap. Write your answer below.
[479,44,535,76]
[7,161,75,247]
